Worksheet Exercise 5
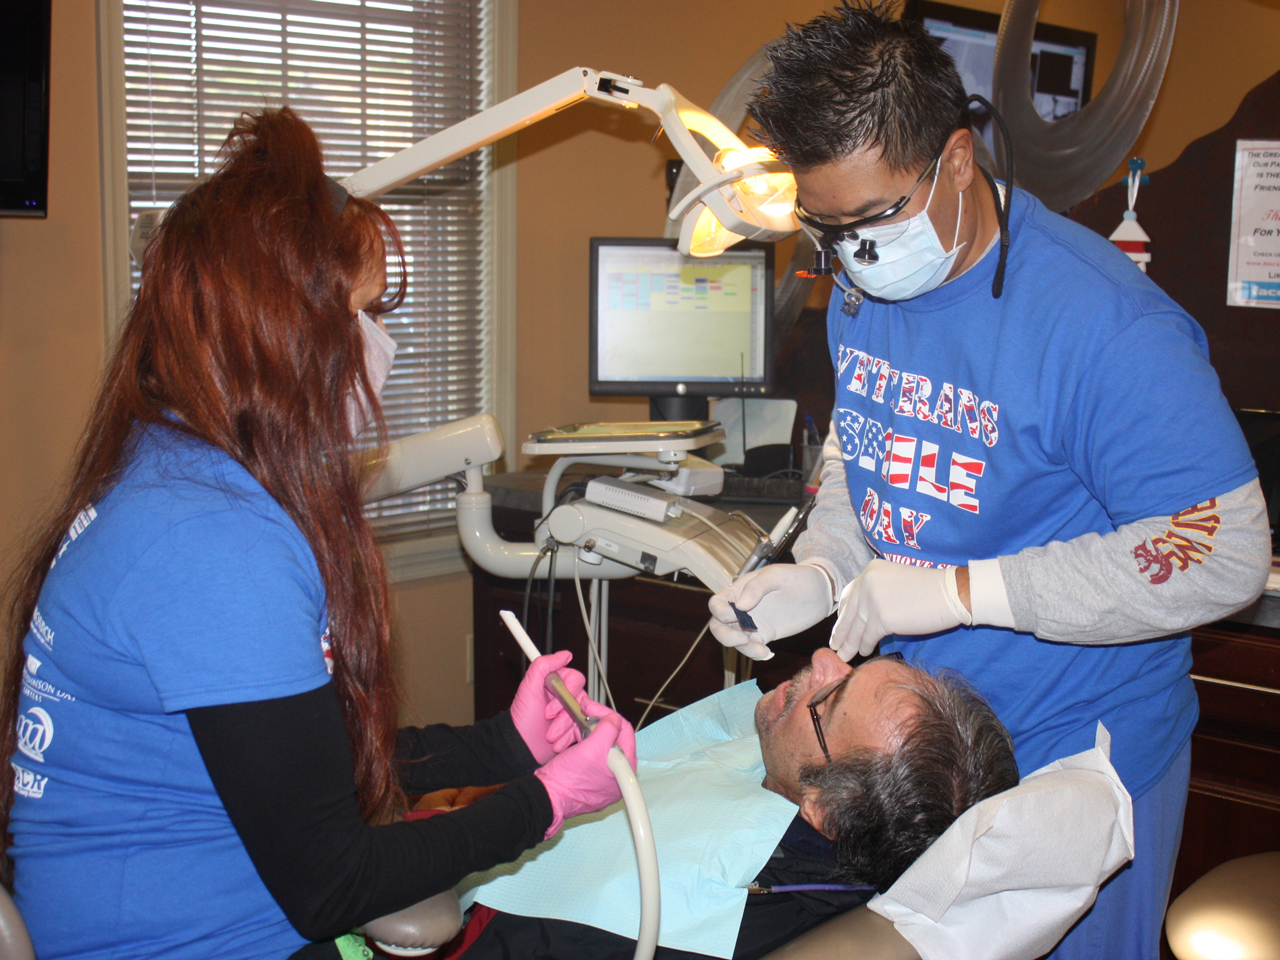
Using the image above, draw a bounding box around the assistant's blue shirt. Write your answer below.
[827,186,1256,798]
[10,425,332,959]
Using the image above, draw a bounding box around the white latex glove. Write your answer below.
[830,559,973,661]
[707,562,836,660]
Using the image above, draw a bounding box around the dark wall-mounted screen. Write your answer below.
[0,0,52,218]
[903,1,1096,160]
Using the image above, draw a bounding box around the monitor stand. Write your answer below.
[650,395,709,422]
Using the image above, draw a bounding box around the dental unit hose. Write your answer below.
[499,611,660,960]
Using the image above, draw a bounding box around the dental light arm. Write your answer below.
[339,67,797,256]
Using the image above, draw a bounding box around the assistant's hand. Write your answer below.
[509,650,589,765]
[534,706,637,837]
[707,563,836,660]
[829,559,972,661]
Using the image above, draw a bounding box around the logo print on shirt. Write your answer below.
[321,628,334,676]
[22,655,74,706]
[30,608,54,650]
[1132,499,1223,585]
[12,763,47,800]
[51,504,98,568]
[16,707,53,763]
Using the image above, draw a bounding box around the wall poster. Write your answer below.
[1228,139,1280,308]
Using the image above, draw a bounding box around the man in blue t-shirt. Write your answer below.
[706,6,1271,959]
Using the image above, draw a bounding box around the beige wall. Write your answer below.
[0,0,105,584]
[3,0,1280,728]
[392,572,474,726]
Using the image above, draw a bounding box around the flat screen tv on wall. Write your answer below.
[1,0,52,218]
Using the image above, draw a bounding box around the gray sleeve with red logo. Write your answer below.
[794,418,1271,644]
[999,478,1271,644]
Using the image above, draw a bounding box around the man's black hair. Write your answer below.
[748,1,969,172]
[799,667,1019,893]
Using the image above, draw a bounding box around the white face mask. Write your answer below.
[348,309,398,435]
[835,162,965,301]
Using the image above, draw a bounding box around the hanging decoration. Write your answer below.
[1109,158,1153,272]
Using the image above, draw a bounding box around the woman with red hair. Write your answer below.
[0,107,633,960]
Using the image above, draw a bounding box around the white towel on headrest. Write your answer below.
[868,723,1135,960]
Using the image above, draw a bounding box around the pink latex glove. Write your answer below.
[533,703,637,838]
[509,649,589,765]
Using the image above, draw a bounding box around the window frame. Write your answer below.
[94,0,517,581]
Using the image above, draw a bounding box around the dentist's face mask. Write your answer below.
[831,158,965,302]
[348,309,397,435]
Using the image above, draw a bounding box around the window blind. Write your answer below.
[122,0,491,541]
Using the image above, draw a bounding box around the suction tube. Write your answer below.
[991,0,1177,212]
[501,611,660,960]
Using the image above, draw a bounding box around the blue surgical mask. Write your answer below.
[835,163,965,301]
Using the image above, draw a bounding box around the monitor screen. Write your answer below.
[904,1,1096,159]
[589,238,774,402]
[0,0,51,218]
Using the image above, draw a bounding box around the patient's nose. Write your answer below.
[810,647,852,686]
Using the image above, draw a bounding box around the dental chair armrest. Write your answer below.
[361,889,463,956]
[757,905,919,960]
[0,886,35,960]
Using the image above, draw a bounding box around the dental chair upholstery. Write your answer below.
[1165,851,1280,960]
[0,886,34,960]
[0,885,460,960]
[761,723,1135,960]
[362,890,464,956]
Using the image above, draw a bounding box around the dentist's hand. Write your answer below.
[708,563,837,660]
[510,650,589,764]
[534,705,637,837]
[830,559,972,660]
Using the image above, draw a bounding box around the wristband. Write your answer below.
[943,566,975,626]
[967,557,1017,629]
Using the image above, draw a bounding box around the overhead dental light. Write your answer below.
[339,67,798,259]
[130,68,799,265]
[670,145,797,257]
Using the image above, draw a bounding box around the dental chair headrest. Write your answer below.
[868,723,1134,960]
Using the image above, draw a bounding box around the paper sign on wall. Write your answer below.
[1228,140,1280,308]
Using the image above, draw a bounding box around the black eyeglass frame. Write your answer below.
[807,675,849,765]
[793,147,945,251]
[807,652,906,764]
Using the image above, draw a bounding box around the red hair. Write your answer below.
[1,107,408,875]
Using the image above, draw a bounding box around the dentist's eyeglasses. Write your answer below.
[793,154,941,256]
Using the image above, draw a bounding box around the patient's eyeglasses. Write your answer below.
[807,652,906,764]
[808,676,849,765]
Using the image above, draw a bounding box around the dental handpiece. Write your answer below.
[727,505,803,634]
[499,610,597,738]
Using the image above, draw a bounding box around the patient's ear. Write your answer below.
[799,787,835,840]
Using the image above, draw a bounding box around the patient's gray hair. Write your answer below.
[799,665,1018,892]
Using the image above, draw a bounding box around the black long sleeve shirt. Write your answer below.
[186,682,552,944]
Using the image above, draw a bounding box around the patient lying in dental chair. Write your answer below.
[436,649,1019,960]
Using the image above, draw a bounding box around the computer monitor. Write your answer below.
[0,0,51,217]
[904,1,1096,160]
[589,238,774,421]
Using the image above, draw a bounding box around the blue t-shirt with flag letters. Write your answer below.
[827,186,1257,799]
